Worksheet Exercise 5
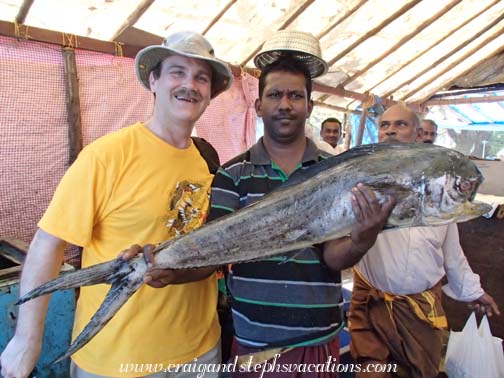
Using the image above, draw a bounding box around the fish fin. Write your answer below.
[16,259,126,305]
[276,143,409,192]
[52,259,146,363]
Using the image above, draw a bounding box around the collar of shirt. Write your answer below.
[250,137,321,166]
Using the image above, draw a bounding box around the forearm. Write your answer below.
[169,267,216,284]
[144,266,216,287]
[15,229,67,341]
[323,236,367,271]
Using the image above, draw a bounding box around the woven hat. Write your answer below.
[135,31,233,98]
[254,30,328,78]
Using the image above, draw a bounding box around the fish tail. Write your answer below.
[52,270,144,363]
[16,258,126,305]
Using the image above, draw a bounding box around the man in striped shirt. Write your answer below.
[208,57,395,377]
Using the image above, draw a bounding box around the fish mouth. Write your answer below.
[456,200,492,221]
[425,200,492,225]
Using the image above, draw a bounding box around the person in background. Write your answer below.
[1,31,232,378]
[420,119,438,144]
[349,104,500,378]
[319,117,345,154]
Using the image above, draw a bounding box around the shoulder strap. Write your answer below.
[191,137,221,174]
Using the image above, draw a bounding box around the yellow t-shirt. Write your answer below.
[39,123,219,377]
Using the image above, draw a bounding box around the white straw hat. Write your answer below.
[254,30,328,78]
[135,31,233,98]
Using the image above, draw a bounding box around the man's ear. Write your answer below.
[149,71,157,93]
[415,127,424,142]
[255,98,262,117]
[307,99,314,118]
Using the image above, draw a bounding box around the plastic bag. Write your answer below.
[445,312,504,378]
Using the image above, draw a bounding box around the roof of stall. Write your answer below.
[1,0,504,116]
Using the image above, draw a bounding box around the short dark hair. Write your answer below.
[258,56,312,99]
[321,117,342,130]
[151,60,163,81]
[148,60,164,99]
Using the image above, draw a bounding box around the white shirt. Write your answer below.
[356,224,484,302]
[317,140,345,155]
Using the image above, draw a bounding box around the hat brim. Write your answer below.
[135,45,233,98]
[254,49,328,78]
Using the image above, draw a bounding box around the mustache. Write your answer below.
[173,88,202,102]
[273,112,295,120]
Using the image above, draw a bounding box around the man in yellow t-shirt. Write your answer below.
[0,31,233,378]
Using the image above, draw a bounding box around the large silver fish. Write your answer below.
[18,143,490,362]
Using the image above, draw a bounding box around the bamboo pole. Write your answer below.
[384,13,504,98]
[62,47,83,165]
[344,0,501,109]
[325,0,421,67]
[15,0,35,24]
[401,25,504,101]
[355,107,369,146]
[111,0,156,42]
[316,0,368,40]
[341,0,461,87]
[0,20,143,57]
[202,0,237,35]
[313,101,361,114]
[424,95,504,107]
[343,112,352,150]
[417,44,504,104]
[240,0,316,66]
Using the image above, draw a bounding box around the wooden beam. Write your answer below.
[111,0,155,42]
[325,0,421,67]
[202,0,237,35]
[113,26,163,46]
[62,48,83,165]
[240,0,316,66]
[0,20,143,58]
[425,95,504,107]
[313,101,361,114]
[383,12,504,98]
[401,26,504,101]
[356,108,369,146]
[15,0,35,24]
[317,0,422,103]
[343,112,352,150]
[343,0,501,110]
[311,82,423,110]
[417,45,504,104]
[316,0,367,40]
[341,0,461,87]
[358,0,501,98]
[0,19,396,111]
[228,65,388,107]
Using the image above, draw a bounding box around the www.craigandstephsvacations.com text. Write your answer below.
[119,355,397,377]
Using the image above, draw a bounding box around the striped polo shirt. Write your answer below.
[208,137,344,349]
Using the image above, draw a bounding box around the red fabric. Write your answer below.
[230,338,340,378]
[196,73,258,164]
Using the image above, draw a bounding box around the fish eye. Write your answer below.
[455,178,473,194]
